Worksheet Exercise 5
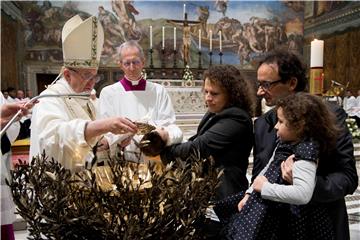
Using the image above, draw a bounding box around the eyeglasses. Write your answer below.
[256,79,283,90]
[68,68,101,83]
[121,59,142,68]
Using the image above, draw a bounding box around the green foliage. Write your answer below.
[8,151,219,240]
[182,65,194,82]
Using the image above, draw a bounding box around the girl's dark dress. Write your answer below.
[219,140,334,240]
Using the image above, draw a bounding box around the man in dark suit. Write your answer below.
[252,49,358,240]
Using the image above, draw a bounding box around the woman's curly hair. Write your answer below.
[276,92,340,155]
[203,64,257,116]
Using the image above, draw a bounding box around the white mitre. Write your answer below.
[62,15,104,69]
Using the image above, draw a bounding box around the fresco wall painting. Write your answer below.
[20,0,305,70]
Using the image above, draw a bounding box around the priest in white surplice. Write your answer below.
[30,15,138,171]
[99,40,183,161]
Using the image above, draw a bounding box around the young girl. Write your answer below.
[226,92,340,240]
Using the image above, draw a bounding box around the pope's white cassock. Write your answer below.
[30,78,98,170]
[30,13,104,171]
[99,77,183,161]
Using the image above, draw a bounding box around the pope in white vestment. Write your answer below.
[30,15,137,171]
[30,78,98,170]
[99,40,183,161]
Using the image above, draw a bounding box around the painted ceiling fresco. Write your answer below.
[20,0,306,69]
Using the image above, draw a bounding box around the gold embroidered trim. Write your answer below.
[64,59,99,68]
[91,17,98,62]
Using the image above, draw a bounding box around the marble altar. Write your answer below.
[150,79,206,114]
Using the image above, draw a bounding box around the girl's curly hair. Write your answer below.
[276,92,340,155]
[203,64,256,116]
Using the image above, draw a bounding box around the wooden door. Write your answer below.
[36,73,58,94]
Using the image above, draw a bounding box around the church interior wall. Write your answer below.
[323,29,360,93]
[303,1,360,95]
[1,1,359,99]
[1,12,19,91]
[2,0,304,96]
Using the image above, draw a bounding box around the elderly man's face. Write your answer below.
[119,46,144,80]
[65,68,98,93]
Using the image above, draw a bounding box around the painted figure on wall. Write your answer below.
[215,0,228,16]
[98,5,125,40]
[20,0,309,69]
[97,5,126,64]
[197,5,210,37]
[111,0,141,41]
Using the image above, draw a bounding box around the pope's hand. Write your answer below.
[85,117,137,143]
[109,117,138,135]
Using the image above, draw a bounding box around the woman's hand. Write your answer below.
[238,194,250,211]
[252,176,268,192]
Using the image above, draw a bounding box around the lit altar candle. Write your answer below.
[162,26,165,49]
[174,27,176,50]
[149,26,153,49]
[209,30,212,51]
[309,38,324,95]
[219,31,222,52]
[198,29,201,50]
[183,4,186,19]
[310,39,324,67]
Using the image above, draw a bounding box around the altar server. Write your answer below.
[99,40,182,161]
[30,15,137,171]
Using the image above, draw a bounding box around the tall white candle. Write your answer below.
[209,30,212,51]
[183,4,186,19]
[162,26,165,49]
[219,31,222,52]
[310,39,324,68]
[174,27,176,50]
[199,29,201,50]
[149,25,153,49]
